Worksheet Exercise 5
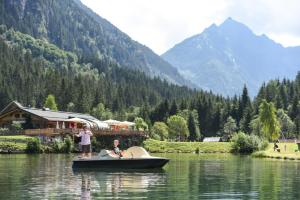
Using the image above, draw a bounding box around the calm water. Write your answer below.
[0,153,300,200]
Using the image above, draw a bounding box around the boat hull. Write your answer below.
[72,158,169,169]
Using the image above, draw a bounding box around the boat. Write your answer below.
[72,146,169,169]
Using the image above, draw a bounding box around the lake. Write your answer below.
[0,153,300,199]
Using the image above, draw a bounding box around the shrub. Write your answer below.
[63,136,74,153]
[151,134,161,141]
[52,140,63,153]
[26,137,41,153]
[252,151,267,158]
[10,121,23,131]
[0,142,27,152]
[91,137,101,152]
[231,132,268,153]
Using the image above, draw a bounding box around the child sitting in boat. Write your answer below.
[113,139,123,158]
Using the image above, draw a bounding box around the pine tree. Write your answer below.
[188,113,200,141]
[241,85,251,109]
[169,100,178,116]
[240,107,252,134]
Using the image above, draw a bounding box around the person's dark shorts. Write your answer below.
[82,144,91,153]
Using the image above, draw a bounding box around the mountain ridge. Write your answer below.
[162,18,300,96]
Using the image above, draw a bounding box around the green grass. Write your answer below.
[0,135,33,143]
[0,142,27,152]
[252,143,300,160]
[143,139,232,153]
[0,136,34,152]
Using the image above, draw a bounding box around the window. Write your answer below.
[15,114,20,118]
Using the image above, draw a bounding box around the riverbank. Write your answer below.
[252,143,300,160]
[143,139,232,153]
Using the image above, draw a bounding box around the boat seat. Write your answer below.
[122,146,151,158]
[98,149,119,159]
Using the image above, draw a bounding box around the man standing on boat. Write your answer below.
[76,124,93,158]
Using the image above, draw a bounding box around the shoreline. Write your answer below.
[144,139,232,153]
[252,143,300,161]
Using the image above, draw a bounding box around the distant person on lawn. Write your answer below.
[76,125,93,158]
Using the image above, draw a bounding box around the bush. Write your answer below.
[151,134,161,141]
[63,136,74,153]
[0,142,27,152]
[26,137,42,153]
[91,137,101,152]
[231,132,268,153]
[10,121,23,131]
[52,140,63,153]
[252,151,267,158]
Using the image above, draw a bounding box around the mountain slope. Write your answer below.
[0,25,197,112]
[0,0,190,86]
[162,18,300,96]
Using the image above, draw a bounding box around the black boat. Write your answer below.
[72,146,169,169]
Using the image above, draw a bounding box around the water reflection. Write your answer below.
[73,169,167,199]
[81,174,91,200]
[1,154,300,199]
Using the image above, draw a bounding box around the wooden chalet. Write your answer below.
[0,101,146,139]
[0,101,100,129]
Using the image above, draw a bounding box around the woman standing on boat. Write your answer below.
[76,125,93,158]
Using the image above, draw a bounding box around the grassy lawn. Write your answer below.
[143,139,232,153]
[253,143,300,160]
[0,135,33,143]
[0,142,27,152]
[0,136,33,152]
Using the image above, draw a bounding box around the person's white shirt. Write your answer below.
[78,130,92,145]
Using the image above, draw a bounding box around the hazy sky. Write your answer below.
[81,0,300,54]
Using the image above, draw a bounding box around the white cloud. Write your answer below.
[81,0,300,54]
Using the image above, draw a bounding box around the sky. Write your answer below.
[81,0,300,54]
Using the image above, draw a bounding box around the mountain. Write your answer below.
[0,26,197,112]
[0,0,191,87]
[162,18,300,96]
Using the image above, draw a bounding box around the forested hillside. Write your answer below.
[0,26,196,114]
[0,0,190,86]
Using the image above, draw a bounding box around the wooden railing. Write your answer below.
[23,128,147,137]
[0,129,24,135]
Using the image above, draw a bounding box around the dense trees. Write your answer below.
[1,24,300,142]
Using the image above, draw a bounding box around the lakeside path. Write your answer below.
[253,143,300,160]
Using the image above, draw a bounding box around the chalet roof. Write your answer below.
[203,137,222,142]
[0,101,97,122]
